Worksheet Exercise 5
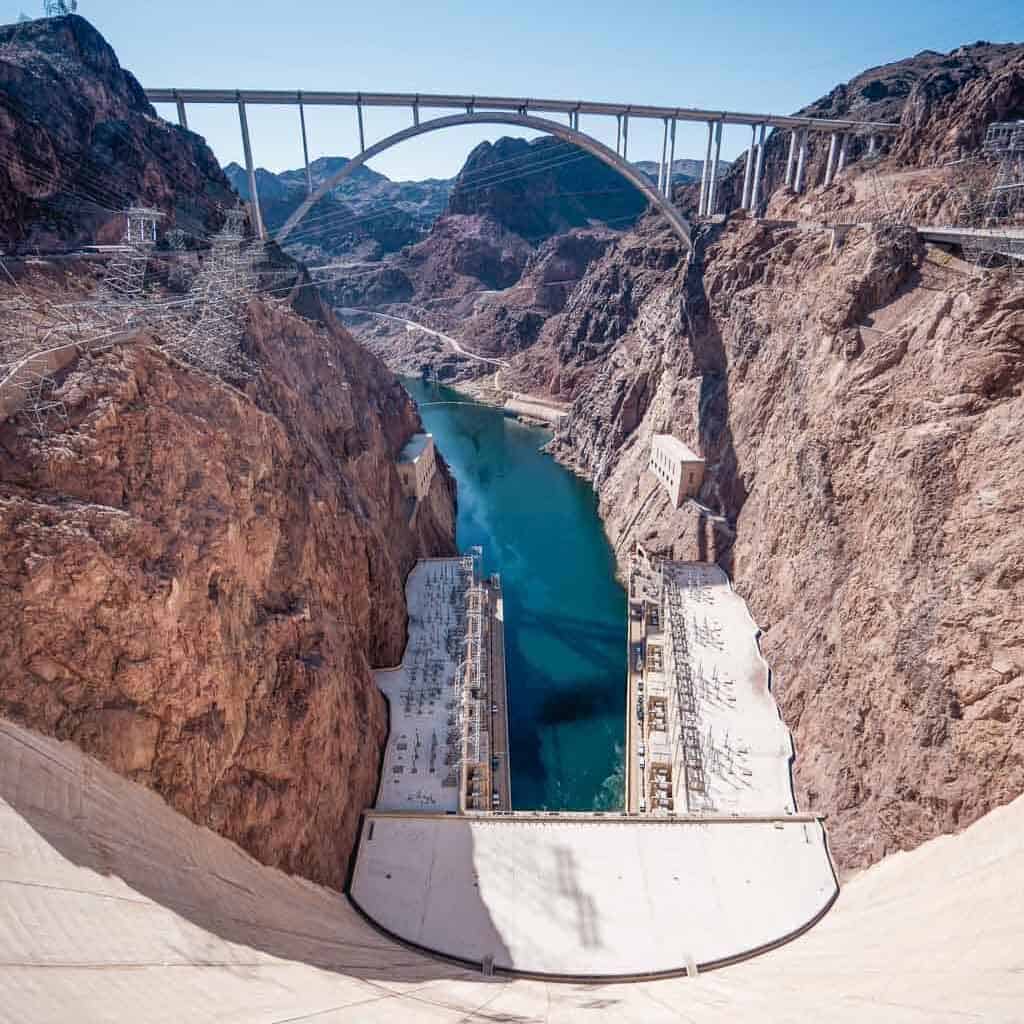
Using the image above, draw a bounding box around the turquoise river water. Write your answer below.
[403,378,626,811]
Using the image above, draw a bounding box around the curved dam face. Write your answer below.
[351,813,837,977]
[2,718,1021,1021]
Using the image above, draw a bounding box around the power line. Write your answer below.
[280,147,632,245]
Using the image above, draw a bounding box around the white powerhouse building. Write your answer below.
[649,434,705,506]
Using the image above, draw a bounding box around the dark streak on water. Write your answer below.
[403,379,625,811]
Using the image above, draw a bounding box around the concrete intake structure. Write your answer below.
[648,434,705,507]
[397,432,436,502]
[373,555,510,816]
[350,545,837,977]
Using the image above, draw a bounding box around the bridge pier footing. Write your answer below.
[174,90,188,129]
[666,118,676,199]
[236,97,265,240]
[837,132,850,175]
[824,132,839,187]
[659,118,670,194]
[298,96,312,197]
[706,121,723,214]
[751,124,767,215]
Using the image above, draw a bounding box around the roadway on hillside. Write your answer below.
[338,307,511,368]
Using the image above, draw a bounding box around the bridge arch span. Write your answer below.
[275,111,692,250]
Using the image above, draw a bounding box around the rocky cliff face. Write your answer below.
[710,43,1024,218]
[0,15,235,248]
[0,15,457,889]
[0,291,456,889]
[545,209,1023,870]
[448,136,647,240]
[530,42,1024,868]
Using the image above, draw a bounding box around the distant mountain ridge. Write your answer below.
[446,136,650,240]
[633,157,729,185]
[223,158,452,260]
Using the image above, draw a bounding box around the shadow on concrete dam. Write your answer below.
[4,715,1020,1017]
[0,719,501,987]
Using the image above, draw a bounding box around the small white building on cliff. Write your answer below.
[398,432,436,501]
[649,434,704,507]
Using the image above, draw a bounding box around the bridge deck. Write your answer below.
[145,88,900,134]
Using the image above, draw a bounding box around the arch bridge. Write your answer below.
[145,87,900,248]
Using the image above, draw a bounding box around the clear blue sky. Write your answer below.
[4,0,1022,180]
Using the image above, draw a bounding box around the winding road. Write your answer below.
[337,307,511,368]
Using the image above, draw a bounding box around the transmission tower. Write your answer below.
[16,366,68,438]
[97,207,163,309]
[160,207,262,381]
[964,121,1024,271]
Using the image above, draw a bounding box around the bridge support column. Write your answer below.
[837,132,850,174]
[824,131,839,187]
[794,128,809,193]
[622,113,629,160]
[357,98,366,154]
[666,118,676,199]
[741,123,756,209]
[699,120,714,215]
[706,120,723,215]
[413,99,420,127]
[236,97,265,240]
[659,117,670,194]
[751,123,767,215]
[616,115,622,157]
[785,129,798,188]
[173,90,188,129]
[298,95,312,197]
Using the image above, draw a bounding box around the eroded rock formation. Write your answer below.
[0,287,456,890]
[0,14,235,248]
